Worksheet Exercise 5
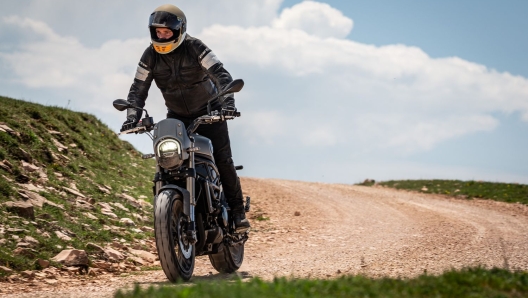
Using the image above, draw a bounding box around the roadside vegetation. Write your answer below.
[115,267,528,298]
[358,179,528,205]
[0,96,155,273]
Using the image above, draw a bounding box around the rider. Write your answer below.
[121,4,250,232]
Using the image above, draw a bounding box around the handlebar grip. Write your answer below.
[235,111,241,117]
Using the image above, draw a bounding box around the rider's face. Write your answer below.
[156,27,173,39]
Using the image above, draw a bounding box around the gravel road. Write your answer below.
[4,177,528,297]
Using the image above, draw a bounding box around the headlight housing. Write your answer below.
[156,139,183,169]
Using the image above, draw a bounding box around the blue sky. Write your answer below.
[1,0,527,184]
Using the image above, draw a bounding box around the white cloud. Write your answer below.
[272,0,353,38]
[198,18,528,153]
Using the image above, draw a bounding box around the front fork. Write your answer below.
[186,138,198,244]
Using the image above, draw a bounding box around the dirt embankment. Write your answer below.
[3,177,528,297]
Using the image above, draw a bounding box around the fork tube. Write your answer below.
[187,145,196,224]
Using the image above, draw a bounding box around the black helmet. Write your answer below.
[149,4,187,54]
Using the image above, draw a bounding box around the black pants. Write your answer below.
[167,111,244,208]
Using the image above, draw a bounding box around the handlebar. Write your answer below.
[187,111,240,135]
[118,125,148,135]
[118,111,240,136]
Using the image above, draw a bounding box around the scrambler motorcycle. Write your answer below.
[113,79,249,282]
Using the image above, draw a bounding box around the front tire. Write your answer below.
[154,190,195,282]
[208,242,244,273]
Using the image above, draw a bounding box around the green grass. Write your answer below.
[358,179,528,205]
[115,267,528,298]
[0,95,156,272]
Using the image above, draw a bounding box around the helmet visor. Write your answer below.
[149,11,183,30]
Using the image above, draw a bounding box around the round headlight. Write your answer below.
[158,139,180,157]
[156,139,182,169]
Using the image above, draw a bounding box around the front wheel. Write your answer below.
[154,190,195,282]
[209,242,244,273]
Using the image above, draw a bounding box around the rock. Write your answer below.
[97,186,111,195]
[24,236,39,246]
[44,279,57,285]
[103,247,125,262]
[20,270,35,279]
[51,249,89,266]
[0,124,20,138]
[0,239,7,245]
[421,186,428,191]
[17,190,43,207]
[88,268,99,276]
[18,190,64,210]
[63,187,85,198]
[17,148,32,162]
[130,228,143,233]
[101,211,118,219]
[54,231,72,241]
[75,199,94,210]
[117,193,143,208]
[140,226,154,232]
[51,138,68,152]
[83,212,98,220]
[3,201,34,219]
[294,211,301,216]
[36,168,48,183]
[69,182,78,191]
[21,161,39,172]
[0,265,13,273]
[91,260,111,269]
[0,161,12,173]
[37,259,50,269]
[13,247,37,258]
[86,242,104,252]
[98,202,113,210]
[128,249,156,263]
[17,242,32,248]
[128,256,146,266]
[132,213,144,222]
[119,218,135,226]
[112,202,129,212]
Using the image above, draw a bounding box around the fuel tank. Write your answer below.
[192,134,214,160]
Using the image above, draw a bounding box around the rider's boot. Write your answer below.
[231,204,250,232]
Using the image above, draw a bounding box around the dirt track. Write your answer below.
[4,177,528,297]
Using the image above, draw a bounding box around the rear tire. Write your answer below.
[208,242,244,273]
[154,190,195,282]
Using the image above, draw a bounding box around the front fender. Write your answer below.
[157,185,191,216]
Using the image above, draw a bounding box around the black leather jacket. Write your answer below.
[126,34,233,119]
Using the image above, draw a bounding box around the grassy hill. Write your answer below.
[0,95,156,273]
[358,179,528,205]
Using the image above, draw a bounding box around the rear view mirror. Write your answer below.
[113,99,131,111]
[222,79,244,95]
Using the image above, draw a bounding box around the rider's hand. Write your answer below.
[221,105,237,117]
[121,116,138,132]
[221,96,237,117]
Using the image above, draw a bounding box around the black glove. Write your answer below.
[221,96,237,117]
[121,116,138,132]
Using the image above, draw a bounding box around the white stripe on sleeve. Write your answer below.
[201,51,220,69]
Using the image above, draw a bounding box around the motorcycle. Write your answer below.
[112,79,249,282]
